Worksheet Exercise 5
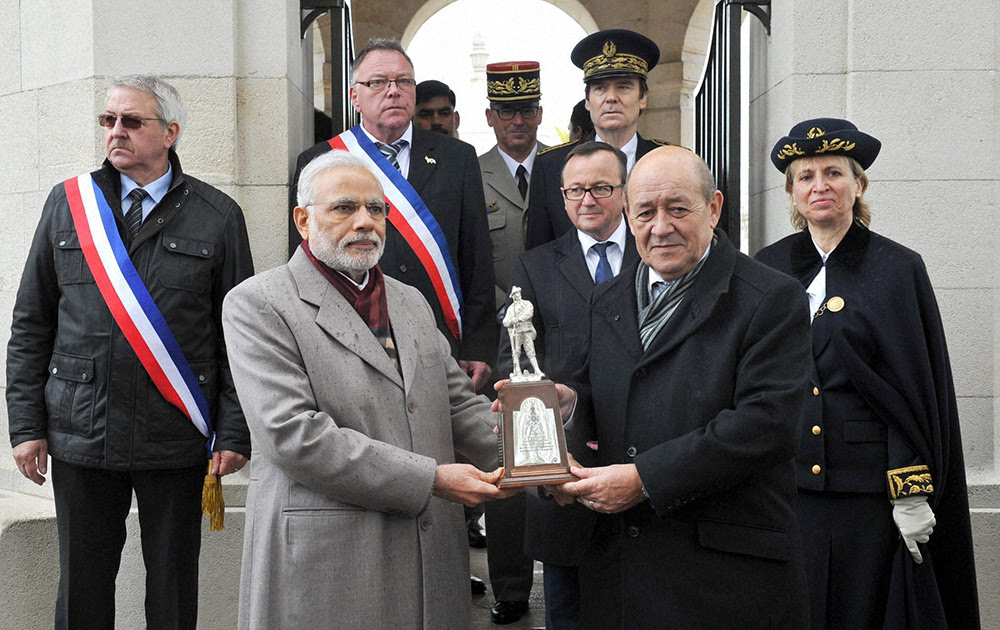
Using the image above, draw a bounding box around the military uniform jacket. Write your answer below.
[479,142,546,310]
[293,128,497,362]
[525,133,664,250]
[755,221,980,629]
[570,230,811,628]
[6,152,254,468]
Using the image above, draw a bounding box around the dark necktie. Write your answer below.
[515,164,528,200]
[125,188,148,238]
[592,242,613,285]
[375,140,407,170]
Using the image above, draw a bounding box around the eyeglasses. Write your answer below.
[355,78,417,93]
[561,184,623,201]
[491,105,540,121]
[307,200,389,219]
[97,114,164,129]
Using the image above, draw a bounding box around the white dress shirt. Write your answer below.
[359,123,414,178]
[578,217,627,282]
[121,164,172,221]
[805,238,836,321]
[497,144,538,181]
[595,131,639,173]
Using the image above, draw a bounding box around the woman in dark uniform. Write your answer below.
[755,118,980,629]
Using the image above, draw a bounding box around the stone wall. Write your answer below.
[749,1,1000,625]
[0,0,310,626]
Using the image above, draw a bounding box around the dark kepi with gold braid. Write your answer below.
[770,117,881,173]
[486,61,541,103]
[570,28,660,81]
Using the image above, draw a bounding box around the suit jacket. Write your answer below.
[479,142,547,310]
[525,133,664,250]
[291,127,497,362]
[223,250,499,630]
[572,230,811,629]
[497,226,638,566]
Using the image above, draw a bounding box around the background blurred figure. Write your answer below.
[756,118,980,629]
[567,99,594,143]
[415,79,461,137]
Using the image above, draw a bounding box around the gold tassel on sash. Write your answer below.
[202,461,225,531]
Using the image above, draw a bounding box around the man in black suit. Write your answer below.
[526,29,670,249]
[291,38,496,389]
[551,146,812,628]
[498,141,637,629]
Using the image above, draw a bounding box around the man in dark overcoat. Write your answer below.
[551,146,812,628]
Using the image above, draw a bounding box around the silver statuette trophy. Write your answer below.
[497,287,574,488]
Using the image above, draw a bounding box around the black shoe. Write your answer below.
[467,521,487,548]
[470,574,487,596]
[490,600,529,625]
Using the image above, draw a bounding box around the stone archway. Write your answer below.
[400,0,599,47]
[352,0,712,145]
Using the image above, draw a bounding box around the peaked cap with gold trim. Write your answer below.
[771,117,881,173]
[486,61,541,103]
[571,29,660,82]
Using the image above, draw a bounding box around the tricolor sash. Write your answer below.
[63,174,215,457]
[327,126,463,341]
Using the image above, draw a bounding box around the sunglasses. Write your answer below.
[97,114,164,129]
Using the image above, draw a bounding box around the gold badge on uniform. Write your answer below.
[827,296,844,312]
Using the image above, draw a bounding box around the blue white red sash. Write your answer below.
[327,126,463,341]
[63,174,214,455]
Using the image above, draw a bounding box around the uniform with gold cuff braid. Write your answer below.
[756,118,979,629]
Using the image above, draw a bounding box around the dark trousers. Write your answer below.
[543,563,581,629]
[52,458,205,630]
[797,490,896,630]
[485,491,534,601]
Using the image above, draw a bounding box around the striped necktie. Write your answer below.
[125,188,148,238]
[375,140,407,170]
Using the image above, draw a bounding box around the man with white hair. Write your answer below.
[7,75,254,629]
[224,151,509,629]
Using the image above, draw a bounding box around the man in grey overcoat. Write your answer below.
[222,150,509,629]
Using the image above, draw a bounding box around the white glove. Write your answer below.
[891,495,935,563]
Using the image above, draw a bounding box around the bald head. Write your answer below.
[625,146,723,280]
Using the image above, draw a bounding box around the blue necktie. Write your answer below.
[592,242,613,285]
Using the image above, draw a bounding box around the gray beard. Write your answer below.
[308,222,384,277]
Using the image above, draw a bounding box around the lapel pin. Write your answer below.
[425,156,436,164]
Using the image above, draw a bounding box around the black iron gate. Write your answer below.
[301,0,357,135]
[693,0,770,249]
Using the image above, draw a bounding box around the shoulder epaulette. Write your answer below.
[538,140,579,156]
[650,138,672,147]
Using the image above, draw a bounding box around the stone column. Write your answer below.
[0,1,311,627]
[748,0,1000,619]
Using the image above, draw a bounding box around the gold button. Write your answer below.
[812,387,820,396]
[812,425,822,435]
[811,464,822,475]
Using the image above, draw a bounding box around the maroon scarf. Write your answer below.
[301,241,398,370]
